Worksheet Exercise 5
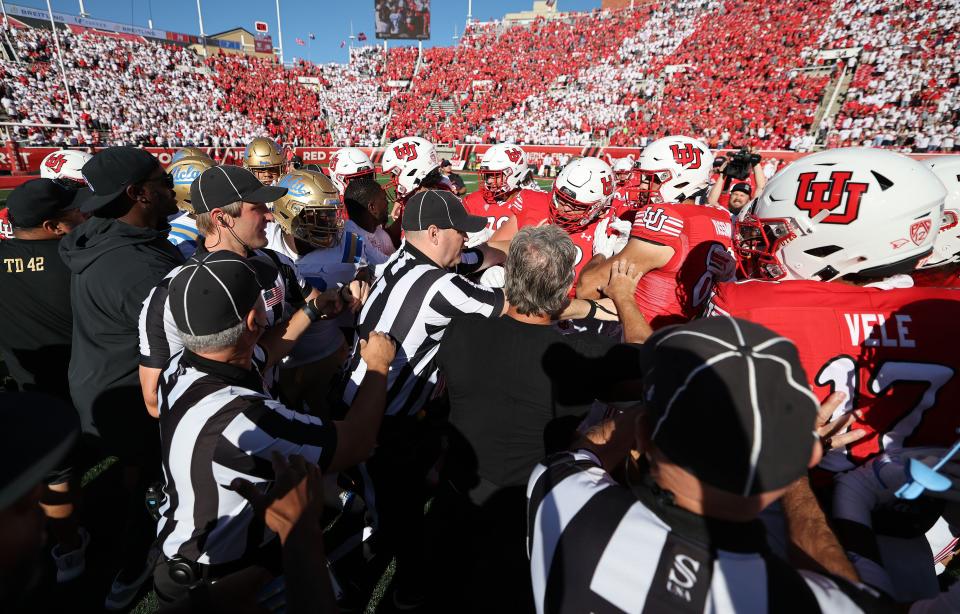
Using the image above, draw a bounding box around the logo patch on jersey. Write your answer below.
[262,283,284,309]
[393,143,418,163]
[910,219,932,246]
[44,153,68,174]
[600,175,615,196]
[504,147,523,164]
[638,207,683,237]
[669,144,701,169]
[795,171,869,225]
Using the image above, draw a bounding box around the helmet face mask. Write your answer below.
[550,157,615,232]
[918,156,960,269]
[479,167,511,198]
[635,169,673,206]
[734,214,796,280]
[275,170,344,248]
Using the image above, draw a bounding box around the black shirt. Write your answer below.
[0,238,72,398]
[436,315,641,496]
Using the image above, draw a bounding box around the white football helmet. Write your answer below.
[612,156,635,183]
[329,147,376,195]
[918,156,960,269]
[478,143,528,200]
[735,147,946,282]
[381,136,439,201]
[550,157,616,232]
[40,150,92,188]
[636,136,713,204]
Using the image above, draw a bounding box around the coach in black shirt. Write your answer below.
[433,225,643,611]
[0,179,85,399]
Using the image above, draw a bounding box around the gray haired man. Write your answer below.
[430,225,646,611]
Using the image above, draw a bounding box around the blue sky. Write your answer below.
[12,0,601,64]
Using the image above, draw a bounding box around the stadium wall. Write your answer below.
[0,146,953,176]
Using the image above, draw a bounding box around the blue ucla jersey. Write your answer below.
[166,212,200,259]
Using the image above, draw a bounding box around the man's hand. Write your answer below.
[817,392,866,451]
[229,452,323,545]
[601,260,643,304]
[346,279,371,312]
[360,331,396,373]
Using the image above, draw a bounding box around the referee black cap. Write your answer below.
[168,251,278,336]
[643,316,819,497]
[401,189,486,233]
[188,165,288,214]
[0,392,78,510]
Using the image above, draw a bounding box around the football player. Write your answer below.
[243,137,285,186]
[380,136,454,247]
[462,143,541,246]
[709,147,952,466]
[913,156,960,288]
[165,155,217,259]
[609,155,644,222]
[709,146,958,602]
[576,136,731,340]
[329,147,377,197]
[270,169,377,413]
[486,157,615,294]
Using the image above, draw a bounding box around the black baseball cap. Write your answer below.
[440,159,452,168]
[5,178,78,228]
[401,189,486,233]
[79,146,161,212]
[0,392,79,510]
[643,317,819,497]
[730,182,752,196]
[168,251,278,336]
[189,165,288,214]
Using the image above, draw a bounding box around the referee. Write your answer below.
[154,250,396,604]
[340,188,506,608]
[527,317,916,613]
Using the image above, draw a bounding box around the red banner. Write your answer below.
[1,145,955,175]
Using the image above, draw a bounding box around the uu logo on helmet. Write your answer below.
[44,153,68,173]
[670,144,701,169]
[795,171,869,225]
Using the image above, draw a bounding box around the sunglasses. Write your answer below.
[143,172,174,189]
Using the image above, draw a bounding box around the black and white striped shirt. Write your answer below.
[527,451,891,614]
[139,247,308,369]
[156,347,337,565]
[342,241,504,417]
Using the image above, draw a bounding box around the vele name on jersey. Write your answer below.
[843,313,916,348]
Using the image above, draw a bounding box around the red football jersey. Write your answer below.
[462,190,517,232]
[630,203,735,328]
[912,265,960,288]
[510,189,553,228]
[0,208,11,241]
[709,279,960,471]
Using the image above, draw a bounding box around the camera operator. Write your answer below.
[708,147,766,214]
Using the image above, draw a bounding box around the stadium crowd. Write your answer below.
[2,0,959,152]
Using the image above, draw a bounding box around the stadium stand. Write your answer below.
[0,2,957,151]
